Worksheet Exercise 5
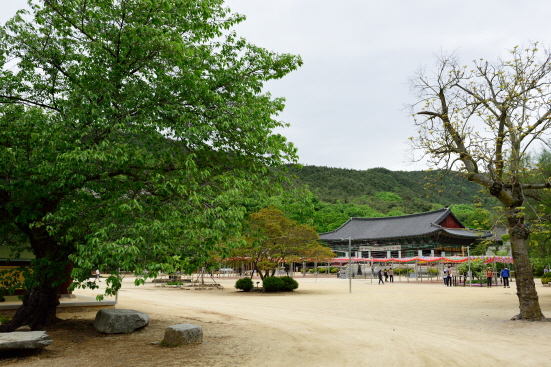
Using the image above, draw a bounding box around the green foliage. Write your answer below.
[457,261,486,281]
[166,281,183,286]
[262,276,284,292]
[317,267,338,273]
[0,0,302,317]
[450,204,491,229]
[375,192,403,202]
[387,209,407,217]
[283,165,495,233]
[541,272,551,284]
[530,258,549,277]
[427,268,439,275]
[393,268,408,275]
[279,276,299,291]
[235,277,254,292]
[288,166,490,212]
[0,315,11,325]
[469,242,489,256]
[232,207,332,280]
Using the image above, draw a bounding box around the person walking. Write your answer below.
[486,267,493,288]
[443,267,448,286]
[383,268,389,282]
[377,269,384,285]
[95,268,101,282]
[446,266,452,287]
[388,268,394,283]
[501,266,510,288]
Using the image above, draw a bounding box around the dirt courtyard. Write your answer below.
[2,275,551,366]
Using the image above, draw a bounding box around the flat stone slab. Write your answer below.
[94,309,150,334]
[163,323,203,346]
[0,331,52,350]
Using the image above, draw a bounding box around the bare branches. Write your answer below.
[410,43,551,202]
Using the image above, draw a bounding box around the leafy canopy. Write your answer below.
[0,0,302,296]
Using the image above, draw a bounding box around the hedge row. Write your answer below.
[235,276,299,292]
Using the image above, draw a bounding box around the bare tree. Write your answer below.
[409,43,551,321]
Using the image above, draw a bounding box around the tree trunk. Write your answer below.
[0,237,71,331]
[0,279,60,331]
[507,211,546,321]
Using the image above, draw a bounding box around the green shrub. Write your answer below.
[530,258,547,276]
[280,276,299,291]
[263,276,284,292]
[428,268,439,276]
[235,277,254,292]
[0,315,10,325]
[393,268,408,275]
[318,268,326,273]
[330,267,339,273]
[166,281,183,285]
[541,272,551,285]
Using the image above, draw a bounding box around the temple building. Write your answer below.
[319,207,491,258]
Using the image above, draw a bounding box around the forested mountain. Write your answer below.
[289,165,485,206]
[282,165,494,232]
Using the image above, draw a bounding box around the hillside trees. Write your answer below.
[0,0,301,330]
[409,43,551,320]
[288,165,484,207]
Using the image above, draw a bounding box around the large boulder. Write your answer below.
[94,309,150,334]
[0,331,52,351]
[163,323,203,346]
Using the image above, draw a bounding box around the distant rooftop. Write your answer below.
[319,208,490,242]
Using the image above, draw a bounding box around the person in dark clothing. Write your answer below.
[501,266,510,288]
[383,268,389,282]
[377,269,384,285]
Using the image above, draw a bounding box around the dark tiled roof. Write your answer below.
[319,208,489,241]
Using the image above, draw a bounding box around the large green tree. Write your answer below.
[0,0,301,330]
[409,43,551,320]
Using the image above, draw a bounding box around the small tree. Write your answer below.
[409,43,551,320]
[457,261,486,283]
[232,207,332,280]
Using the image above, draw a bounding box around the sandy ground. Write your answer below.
[2,275,551,367]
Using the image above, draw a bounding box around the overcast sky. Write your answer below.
[3,1,551,171]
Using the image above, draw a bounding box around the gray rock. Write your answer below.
[94,309,149,334]
[163,324,203,346]
[0,331,52,350]
[14,326,31,332]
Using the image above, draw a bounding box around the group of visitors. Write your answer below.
[372,265,512,288]
[442,266,511,288]
[376,268,394,284]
